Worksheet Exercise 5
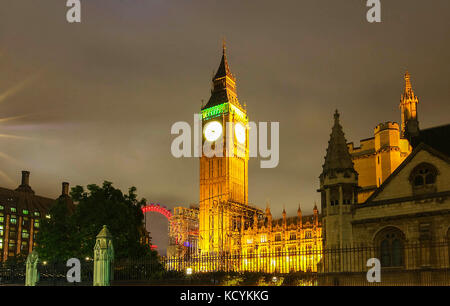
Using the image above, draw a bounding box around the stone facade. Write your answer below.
[320,72,450,273]
[352,146,450,247]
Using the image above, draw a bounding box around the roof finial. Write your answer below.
[334,109,340,121]
[222,37,226,54]
[404,70,413,96]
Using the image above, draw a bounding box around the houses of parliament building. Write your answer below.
[169,45,450,275]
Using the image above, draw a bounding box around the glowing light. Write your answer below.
[0,114,34,124]
[186,267,193,275]
[234,123,246,144]
[202,103,228,120]
[0,134,34,141]
[141,204,173,220]
[0,76,36,104]
[0,169,14,185]
[204,121,222,142]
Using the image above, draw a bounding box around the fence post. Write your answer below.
[25,250,39,286]
[93,225,114,286]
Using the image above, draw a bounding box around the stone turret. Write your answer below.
[313,203,319,228]
[265,205,272,230]
[297,205,302,228]
[319,110,358,249]
[400,71,419,139]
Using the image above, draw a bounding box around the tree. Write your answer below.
[36,181,158,263]
[35,197,77,263]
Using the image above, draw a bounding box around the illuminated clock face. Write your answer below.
[204,121,222,142]
[235,123,246,144]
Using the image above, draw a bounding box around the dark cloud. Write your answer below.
[0,0,449,255]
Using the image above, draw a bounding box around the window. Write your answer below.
[10,216,17,225]
[0,238,2,249]
[10,207,16,213]
[288,247,296,255]
[0,205,3,210]
[260,248,267,257]
[409,163,438,194]
[260,235,267,243]
[0,225,3,236]
[22,209,29,215]
[275,234,281,242]
[375,227,405,267]
[34,211,40,217]
[289,232,296,240]
[9,240,16,250]
[22,229,29,239]
[34,220,40,228]
[305,231,312,239]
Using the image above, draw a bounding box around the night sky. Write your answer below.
[1,1,449,255]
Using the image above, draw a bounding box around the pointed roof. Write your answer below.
[213,41,234,80]
[265,204,272,215]
[96,225,112,239]
[402,71,416,100]
[321,110,356,177]
[202,42,241,110]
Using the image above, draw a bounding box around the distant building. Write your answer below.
[0,171,73,262]
[240,205,322,272]
[167,205,199,258]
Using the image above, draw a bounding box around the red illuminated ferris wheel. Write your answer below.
[141,203,173,220]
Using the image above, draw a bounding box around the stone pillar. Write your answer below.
[25,250,39,286]
[93,225,114,286]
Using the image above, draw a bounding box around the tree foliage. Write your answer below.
[36,181,158,263]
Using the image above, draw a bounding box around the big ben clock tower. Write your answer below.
[198,43,253,255]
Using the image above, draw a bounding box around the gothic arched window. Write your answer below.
[375,227,405,267]
[409,163,438,195]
